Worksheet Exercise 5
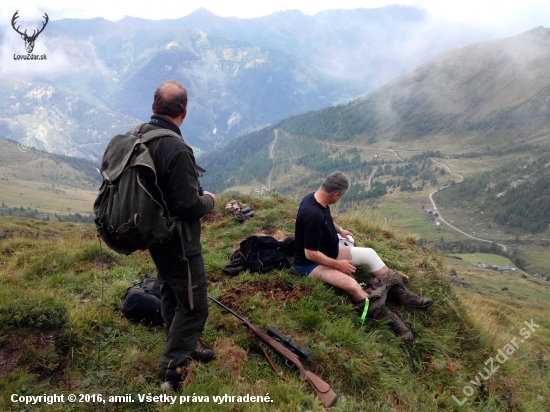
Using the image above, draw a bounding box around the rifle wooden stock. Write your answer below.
[209,296,338,408]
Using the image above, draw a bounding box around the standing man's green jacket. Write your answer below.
[141,115,214,256]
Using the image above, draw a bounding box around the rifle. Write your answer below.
[267,326,310,360]
[209,296,338,408]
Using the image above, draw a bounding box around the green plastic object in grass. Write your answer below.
[360,297,370,325]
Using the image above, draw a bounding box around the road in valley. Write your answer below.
[328,143,412,161]
[265,129,279,191]
[366,167,377,189]
[428,158,507,252]
[266,139,509,252]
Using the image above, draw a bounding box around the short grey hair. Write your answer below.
[321,171,349,194]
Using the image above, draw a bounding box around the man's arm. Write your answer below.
[304,249,356,275]
[168,149,215,219]
[333,222,354,240]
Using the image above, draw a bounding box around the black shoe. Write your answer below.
[191,344,215,363]
[159,367,188,392]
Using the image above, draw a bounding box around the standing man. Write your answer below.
[140,80,217,390]
[294,171,433,342]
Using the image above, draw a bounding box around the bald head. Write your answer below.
[152,80,188,118]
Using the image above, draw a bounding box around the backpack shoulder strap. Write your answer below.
[100,127,181,182]
[129,123,146,137]
[128,123,181,144]
[139,129,181,144]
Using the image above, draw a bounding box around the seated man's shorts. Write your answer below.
[294,263,318,276]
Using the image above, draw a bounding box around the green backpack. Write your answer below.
[93,124,180,255]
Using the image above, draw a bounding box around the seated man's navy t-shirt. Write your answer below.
[294,192,339,266]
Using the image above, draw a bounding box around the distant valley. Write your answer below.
[0,137,99,220]
[1,9,548,276]
[0,6,488,159]
[201,27,550,193]
[199,27,550,276]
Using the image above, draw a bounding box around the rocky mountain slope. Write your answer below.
[0,6,489,158]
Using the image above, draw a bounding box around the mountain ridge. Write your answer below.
[277,26,550,149]
[199,27,550,229]
[0,6,490,158]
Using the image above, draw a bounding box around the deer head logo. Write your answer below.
[11,11,49,54]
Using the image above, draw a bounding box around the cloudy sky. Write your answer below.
[1,0,550,37]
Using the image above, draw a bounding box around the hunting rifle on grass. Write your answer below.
[209,296,338,408]
[267,326,310,360]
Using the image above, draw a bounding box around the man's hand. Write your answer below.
[335,259,356,275]
[304,249,356,275]
[203,190,217,203]
[340,229,354,240]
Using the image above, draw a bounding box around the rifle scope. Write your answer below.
[266,326,310,359]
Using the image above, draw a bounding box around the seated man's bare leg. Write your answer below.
[336,245,352,261]
[309,265,368,302]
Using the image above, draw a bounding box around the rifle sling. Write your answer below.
[251,333,290,382]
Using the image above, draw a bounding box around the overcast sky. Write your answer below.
[1,0,550,38]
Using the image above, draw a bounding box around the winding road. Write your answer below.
[265,137,508,251]
[323,145,508,251]
[428,158,507,252]
[366,167,377,189]
[266,129,279,191]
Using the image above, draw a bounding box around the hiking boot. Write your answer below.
[387,273,433,309]
[369,306,414,343]
[191,343,215,363]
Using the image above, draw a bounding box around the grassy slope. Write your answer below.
[0,138,100,215]
[444,257,550,408]
[0,194,548,411]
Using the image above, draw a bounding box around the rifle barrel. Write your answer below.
[208,295,247,323]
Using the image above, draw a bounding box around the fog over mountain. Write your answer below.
[0,6,489,160]
[199,27,550,193]
[325,26,550,147]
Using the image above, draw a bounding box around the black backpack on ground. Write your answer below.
[222,236,295,275]
[121,274,163,326]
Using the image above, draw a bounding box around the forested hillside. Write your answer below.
[200,27,550,213]
[201,124,448,207]
[434,149,550,234]
[271,27,550,151]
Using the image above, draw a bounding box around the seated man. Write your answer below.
[294,171,433,342]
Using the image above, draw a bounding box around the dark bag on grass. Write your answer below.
[222,236,295,275]
[122,274,163,326]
